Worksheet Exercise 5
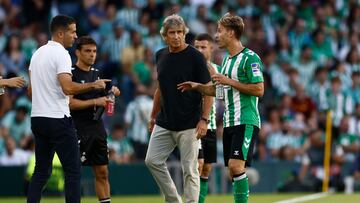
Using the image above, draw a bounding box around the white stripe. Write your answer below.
[242,55,248,72]
[99,198,111,203]
[223,57,231,126]
[256,97,260,127]
[221,57,229,72]
[233,173,247,181]
[208,62,218,129]
[274,192,329,203]
[233,90,241,126]
[232,54,243,126]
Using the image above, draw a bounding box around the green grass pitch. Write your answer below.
[2,193,360,203]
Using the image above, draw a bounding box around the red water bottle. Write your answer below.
[106,91,115,116]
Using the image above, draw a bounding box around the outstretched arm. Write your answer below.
[212,73,264,97]
[58,73,110,95]
[177,82,216,96]
[0,76,26,88]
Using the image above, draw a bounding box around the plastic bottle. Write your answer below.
[106,91,115,116]
[216,84,224,100]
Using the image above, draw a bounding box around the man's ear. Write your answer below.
[228,29,235,39]
[57,30,64,39]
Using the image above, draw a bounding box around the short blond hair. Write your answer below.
[159,14,189,39]
[218,13,244,40]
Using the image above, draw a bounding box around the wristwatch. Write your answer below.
[200,117,210,124]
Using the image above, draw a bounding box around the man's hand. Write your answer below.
[109,86,121,96]
[177,81,199,92]
[3,77,26,88]
[195,119,208,139]
[212,73,230,85]
[148,118,156,133]
[94,96,111,107]
[93,79,111,89]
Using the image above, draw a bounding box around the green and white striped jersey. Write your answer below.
[220,48,264,128]
[208,62,221,130]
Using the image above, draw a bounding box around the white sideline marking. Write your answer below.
[274,192,329,203]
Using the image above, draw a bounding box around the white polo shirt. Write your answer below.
[29,41,72,118]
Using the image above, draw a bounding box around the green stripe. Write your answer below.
[227,57,237,126]
[237,55,247,81]
[237,55,247,126]
[220,58,229,127]
[208,62,218,130]
[242,125,254,160]
[208,105,216,130]
[221,57,226,67]
[221,58,228,75]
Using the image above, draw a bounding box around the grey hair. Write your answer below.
[159,14,189,39]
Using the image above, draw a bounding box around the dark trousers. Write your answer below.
[27,116,81,203]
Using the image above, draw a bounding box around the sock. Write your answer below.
[99,197,111,203]
[233,173,249,203]
[198,177,208,203]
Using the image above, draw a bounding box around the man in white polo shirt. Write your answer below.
[27,15,109,203]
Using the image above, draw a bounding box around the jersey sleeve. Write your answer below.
[245,54,264,84]
[57,51,72,75]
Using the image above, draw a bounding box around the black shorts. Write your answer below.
[75,121,108,166]
[223,124,259,167]
[198,129,217,163]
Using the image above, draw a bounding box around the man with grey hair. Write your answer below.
[145,14,213,203]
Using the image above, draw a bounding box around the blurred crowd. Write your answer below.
[0,0,360,192]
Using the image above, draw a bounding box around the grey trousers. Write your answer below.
[145,125,200,203]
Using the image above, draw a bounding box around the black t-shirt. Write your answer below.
[155,45,211,131]
[70,65,106,127]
